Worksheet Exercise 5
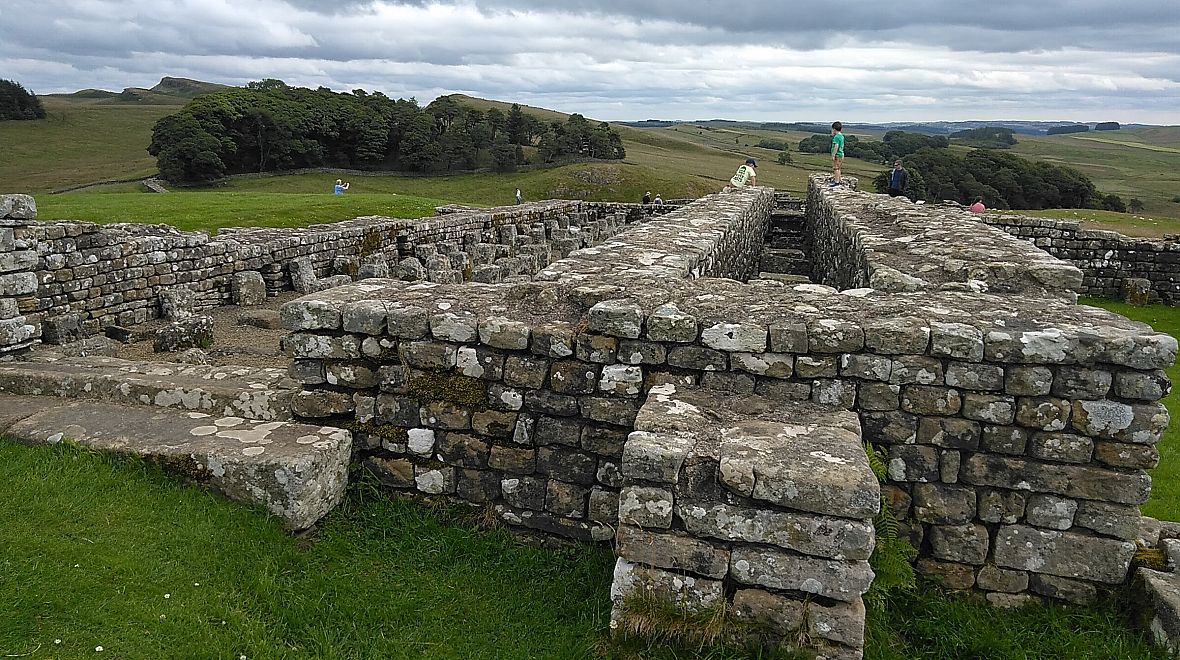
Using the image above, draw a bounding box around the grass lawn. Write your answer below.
[34,192,447,233]
[1081,299,1180,522]
[1015,208,1180,238]
[0,442,614,659]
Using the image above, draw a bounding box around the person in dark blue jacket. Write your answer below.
[887,159,908,197]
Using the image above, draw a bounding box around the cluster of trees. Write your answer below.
[949,127,1017,149]
[798,130,949,162]
[1095,122,1121,131]
[0,79,46,121]
[1046,124,1089,135]
[149,81,624,183]
[872,148,1103,211]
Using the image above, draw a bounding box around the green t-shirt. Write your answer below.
[831,133,845,158]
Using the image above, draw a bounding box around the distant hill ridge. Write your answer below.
[44,77,230,105]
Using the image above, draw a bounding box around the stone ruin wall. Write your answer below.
[974,213,1180,303]
[1,199,668,342]
[280,178,1175,658]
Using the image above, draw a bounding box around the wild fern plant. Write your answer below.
[863,443,918,610]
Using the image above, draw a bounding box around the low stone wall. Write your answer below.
[7,198,664,338]
[973,213,1180,303]
[281,182,1175,656]
[0,195,39,355]
[807,176,1084,299]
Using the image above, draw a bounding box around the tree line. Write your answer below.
[871,148,1120,211]
[798,130,949,162]
[149,80,625,183]
[0,79,46,121]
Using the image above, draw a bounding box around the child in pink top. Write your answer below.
[969,197,986,213]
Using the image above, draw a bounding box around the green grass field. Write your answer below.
[34,192,446,233]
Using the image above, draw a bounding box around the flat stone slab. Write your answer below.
[0,395,351,530]
[0,355,298,421]
[632,384,880,519]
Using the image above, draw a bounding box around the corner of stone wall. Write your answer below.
[0,194,41,357]
[609,384,878,659]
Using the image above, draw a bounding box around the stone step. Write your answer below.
[0,355,298,421]
[753,273,813,284]
[760,249,812,275]
[767,236,805,251]
[0,394,351,530]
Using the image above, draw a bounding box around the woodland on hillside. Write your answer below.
[0,79,46,121]
[148,80,625,183]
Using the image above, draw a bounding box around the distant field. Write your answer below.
[0,97,178,194]
[1009,127,1180,226]
[35,192,445,233]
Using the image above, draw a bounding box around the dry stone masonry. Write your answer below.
[279,178,1175,658]
[975,213,1180,304]
[8,198,665,343]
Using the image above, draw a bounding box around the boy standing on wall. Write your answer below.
[830,122,844,186]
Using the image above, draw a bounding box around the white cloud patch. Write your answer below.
[2,0,1177,122]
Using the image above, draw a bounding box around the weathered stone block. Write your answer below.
[616,526,730,579]
[730,547,873,603]
[768,322,808,353]
[980,425,1028,455]
[840,353,892,381]
[429,311,478,343]
[386,305,429,339]
[1025,494,1077,530]
[1005,365,1054,396]
[808,319,864,353]
[901,386,961,415]
[1015,397,1071,431]
[961,394,1016,424]
[599,364,643,396]
[618,340,667,365]
[945,362,1004,391]
[153,316,213,353]
[646,304,697,343]
[915,558,976,590]
[963,453,1150,504]
[537,446,597,485]
[478,316,531,350]
[912,483,976,524]
[1028,432,1093,463]
[1052,367,1112,399]
[666,346,727,371]
[887,445,940,482]
[501,476,547,510]
[589,300,643,339]
[916,416,980,449]
[929,322,984,361]
[488,445,536,474]
[994,525,1135,584]
[342,300,387,335]
[731,352,793,378]
[545,480,589,518]
[619,485,674,528]
[575,334,618,363]
[976,565,1029,594]
[678,501,875,561]
[1073,501,1140,540]
[929,523,989,564]
[889,355,944,385]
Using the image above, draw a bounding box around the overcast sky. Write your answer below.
[3,0,1178,123]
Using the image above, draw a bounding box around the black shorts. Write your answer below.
[888,189,904,197]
